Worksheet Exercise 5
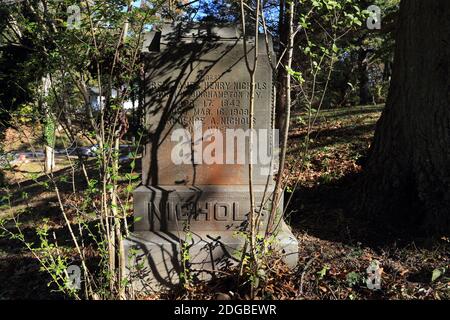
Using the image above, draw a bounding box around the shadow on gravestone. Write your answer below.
[124,23,298,291]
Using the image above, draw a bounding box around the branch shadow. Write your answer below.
[288,171,444,250]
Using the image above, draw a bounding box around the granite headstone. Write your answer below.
[124,24,298,289]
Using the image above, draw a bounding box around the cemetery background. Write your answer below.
[0,0,449,300]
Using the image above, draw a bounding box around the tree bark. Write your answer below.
[44,145,55,174]
[275,0,288,133]
[42,75,55,174]
[358,0,450,233]
[358,47,373,106]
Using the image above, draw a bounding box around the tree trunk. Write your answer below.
[358,47,372,106]
[44,145,55,173]
[275,0,288,133]
[358,0,450,234]
[42,75,55,174]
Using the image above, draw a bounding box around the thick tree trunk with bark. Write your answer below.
[358,0,450,233]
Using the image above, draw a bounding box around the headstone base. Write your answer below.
[124,222,298,291]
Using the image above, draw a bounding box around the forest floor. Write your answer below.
[0,105,449,300]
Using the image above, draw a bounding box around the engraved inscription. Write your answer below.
[142,200,260,223]
[150,77,268,129]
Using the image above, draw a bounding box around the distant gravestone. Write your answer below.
[124,23,298,289]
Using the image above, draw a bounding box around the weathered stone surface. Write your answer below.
[124,222,298,291]
[133,185,280,232]
[140,24,275,186]
[125,23,298,290]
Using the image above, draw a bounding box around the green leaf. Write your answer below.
[346,272,361,287]
[125,173,140,181]
[332,43,339,53]
[317,264,330,280]
[432,268,443,282]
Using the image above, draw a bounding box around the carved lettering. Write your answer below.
[164,201,246,222]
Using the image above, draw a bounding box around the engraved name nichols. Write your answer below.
[150,200,268,222]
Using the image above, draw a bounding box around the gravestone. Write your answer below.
[124,23,298,289]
